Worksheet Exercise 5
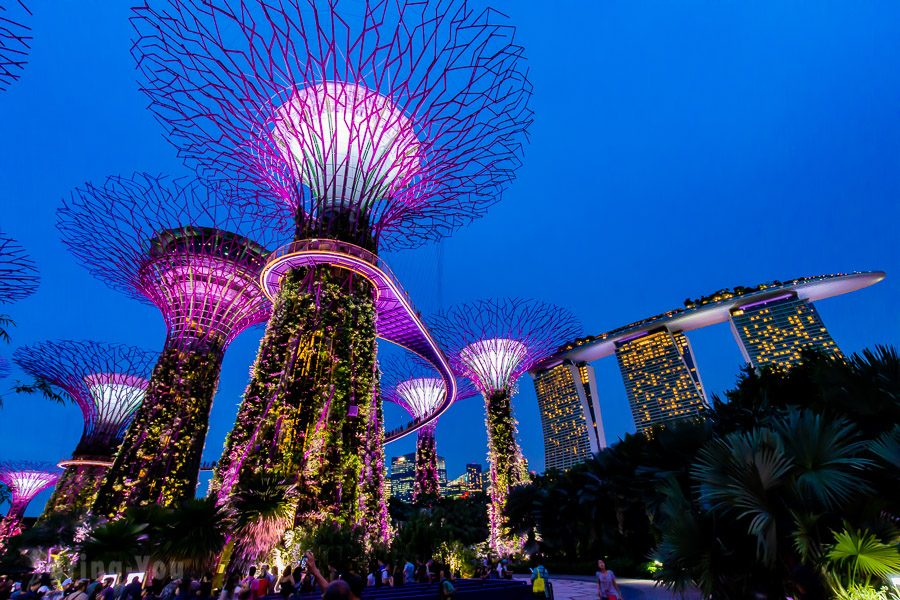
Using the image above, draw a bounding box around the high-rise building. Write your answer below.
[389,454,416,502]
[437,456,448,491]
[391,452,447,501]
[465,463,486,493]
[615,328,708,435]
[729,293,842,369]
[532,361,606,471]
[442,463,488,498]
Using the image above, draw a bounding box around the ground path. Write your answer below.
[514,574,701,599]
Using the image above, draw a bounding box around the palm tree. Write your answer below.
[228,473,298,574]
[825,527,900,595]
[79,519,149,573]
[157,497,229,577]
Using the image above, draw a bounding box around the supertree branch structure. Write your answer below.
[0,232,39,304]
[130,0,531,534]
[0,462,59,550]
[12,341,156,518]
[0,1,32,92]
[132,0,532,249]
[431,298,582,554]
[57,173,283,516]
[382,352,476,503]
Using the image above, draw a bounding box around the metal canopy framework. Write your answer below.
[13,340,157,460]
[131,0,533,250]
[0,1,32,92]
[57,174,287,350]
[431,298,584,394]
[0,231,38,304]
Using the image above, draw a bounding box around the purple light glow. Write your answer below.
[57,174,287,349]
[431,298,583,395]
[736,292,796,312]
[131,0,532,249]
[0,231,39,304]
[13,341,157,458]
[0,461,60,546]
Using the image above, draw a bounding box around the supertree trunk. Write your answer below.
[484,388,527,553]
[41,464,107,519]
[94,343,224,517]
[414,424,440,503]
[216,264,376,529]
[359,382,390,548]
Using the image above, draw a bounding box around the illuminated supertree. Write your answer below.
[57,173,283,516]
[0,462,59,550]
[431,299,581,553]
[0,1,32,92]
[382,353,476,503]
[12,341,157,518]
[132,0,531,528]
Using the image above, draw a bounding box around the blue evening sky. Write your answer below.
[2,1,899,515]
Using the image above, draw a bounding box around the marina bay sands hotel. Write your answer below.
[530,271,885,471]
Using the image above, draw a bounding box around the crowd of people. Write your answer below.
[0,556,621,600]
[217,553,464,600]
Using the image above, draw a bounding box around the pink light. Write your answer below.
[271,82,423,211]
[395,378,445,420]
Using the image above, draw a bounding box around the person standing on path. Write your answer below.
[595,561,621,600]
[530,558,551,599]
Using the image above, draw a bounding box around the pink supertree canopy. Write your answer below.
[382,352,477,421]
[13,341,157,460]
[0,1,32,92]
[430,298,583,395]
[0,461,59,522]
[0,231,39,304]
[57,174,288,350]
[131,0,532,249]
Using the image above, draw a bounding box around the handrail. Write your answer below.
[260,239,456,443]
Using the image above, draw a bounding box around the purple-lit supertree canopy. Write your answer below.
[382,353,476,503]
[57,173,283,517]
[431,299,581,553]
[131,0,531,530]
[0,1,32,92]
[13,340,157,518]
[0,462,59,550]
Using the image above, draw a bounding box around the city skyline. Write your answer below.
[2,2,900,515]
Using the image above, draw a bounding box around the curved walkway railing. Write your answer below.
[260,238,457,443]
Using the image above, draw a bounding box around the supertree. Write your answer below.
[382,352,476,503]
[131,0,532,529]
[431,298,581,553]
[12,341,157,518]
[0,1,32,92]
[0,462,59,550]
[0,232,39,344]
[57,173,284,516]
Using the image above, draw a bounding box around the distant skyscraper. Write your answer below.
[391,452,447,502]
[465,463,486,493]
[615,328,708,435]
[437,456,448,491]
[532,361,606,471]
[729,293,842,369]
[390,454,416,502]
[443,463,487,498]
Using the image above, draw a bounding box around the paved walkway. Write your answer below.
[514,575,701,600]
